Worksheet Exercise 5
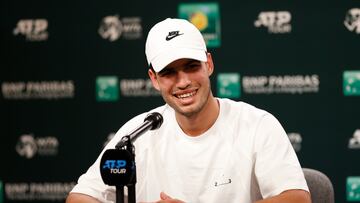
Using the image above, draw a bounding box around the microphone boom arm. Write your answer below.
[115,112,163,149]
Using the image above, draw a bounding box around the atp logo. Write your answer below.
[344,8,360,34]
[13,19,48,41]
[254,11,292,33]
[103,160,127,174]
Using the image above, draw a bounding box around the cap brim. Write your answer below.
[151,48,207,72]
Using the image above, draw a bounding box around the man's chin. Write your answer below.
[175,105,201,117]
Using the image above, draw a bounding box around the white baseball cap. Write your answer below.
[145,18,207,72]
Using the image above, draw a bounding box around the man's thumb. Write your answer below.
[160,192,171,200]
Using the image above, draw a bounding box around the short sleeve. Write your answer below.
[70,159,115,202]
[253,114,309,198]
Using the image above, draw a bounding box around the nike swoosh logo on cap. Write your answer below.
[166,31,183,41]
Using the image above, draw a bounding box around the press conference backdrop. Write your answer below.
[1,0,359,202]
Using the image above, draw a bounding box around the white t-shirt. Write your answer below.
[71,98,308,203]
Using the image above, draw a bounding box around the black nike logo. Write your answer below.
[165,31,183,41]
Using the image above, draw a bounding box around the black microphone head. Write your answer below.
[144,112,163,130]
[100,149,136,186]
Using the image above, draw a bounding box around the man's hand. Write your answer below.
[154,192,185,203]
[255,189,311,203]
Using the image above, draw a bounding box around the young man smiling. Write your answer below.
[67,18,311,203]
[148,54,218,136]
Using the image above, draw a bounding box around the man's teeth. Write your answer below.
[177,91,196,98]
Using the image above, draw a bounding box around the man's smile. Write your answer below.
[174,90,198,99]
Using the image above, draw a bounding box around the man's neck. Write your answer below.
[175,96,219,137]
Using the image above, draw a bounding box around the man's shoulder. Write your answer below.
[218,98,269,119]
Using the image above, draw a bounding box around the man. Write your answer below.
[67,18,311,203]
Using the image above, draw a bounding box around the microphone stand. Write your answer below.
[101,112,163,203]
[115,135,136,203]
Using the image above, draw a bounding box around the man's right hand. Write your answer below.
[67,191,184,203]
[154,192,185,203]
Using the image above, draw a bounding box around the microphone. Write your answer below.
[100,112,163,187]
[100,149,135,186]
[115,112,163,149]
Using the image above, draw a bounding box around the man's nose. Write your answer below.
[176,71,191,89]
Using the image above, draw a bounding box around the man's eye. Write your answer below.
[159,70,175,76]
[186,63,200,70]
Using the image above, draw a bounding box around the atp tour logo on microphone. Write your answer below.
[103,160,127,174]
[100,149,136,186]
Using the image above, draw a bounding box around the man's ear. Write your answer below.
[148,69,160,91]
[206,52,214,76]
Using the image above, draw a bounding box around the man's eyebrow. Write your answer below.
[175,60,200,68]
[160,59,200,73]
[158,67,174,75]
[185,59,200,65]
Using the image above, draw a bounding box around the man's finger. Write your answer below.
[160,192,171,200]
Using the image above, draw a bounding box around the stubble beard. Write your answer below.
[162,84,211,118]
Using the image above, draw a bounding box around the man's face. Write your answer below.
[148,53,214,117]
